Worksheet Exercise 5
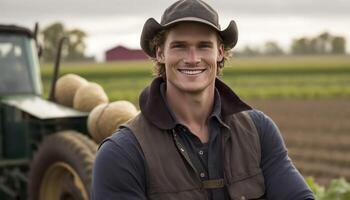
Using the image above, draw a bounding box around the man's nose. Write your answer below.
[184,48,201,65]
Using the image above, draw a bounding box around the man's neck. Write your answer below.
[165,83,215,143]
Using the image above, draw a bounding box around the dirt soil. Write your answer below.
[247,99,350,185]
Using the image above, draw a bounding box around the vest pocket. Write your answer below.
[226,169,265,200]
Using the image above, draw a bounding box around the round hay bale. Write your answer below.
[73,82,109,112]
[88,100,138,143]
[54,74,88,107]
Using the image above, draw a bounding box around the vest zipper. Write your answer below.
[171,129,204,185]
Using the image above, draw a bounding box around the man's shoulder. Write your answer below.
[245,109,283,143]
[93,128,147,200]
[246,109,277,130]
[246,109,268,121]
[98,127,144,161]
[100,127,138,148]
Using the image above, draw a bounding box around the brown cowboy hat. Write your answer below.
[140,0,238,58]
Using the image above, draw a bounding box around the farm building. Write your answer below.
[105,45,148,61]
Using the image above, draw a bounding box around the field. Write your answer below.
[41,55,350,103]
[249,99,350,185]
[41,55,350,185]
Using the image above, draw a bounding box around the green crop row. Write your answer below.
[307,177,350,200]
[40,55,350,104]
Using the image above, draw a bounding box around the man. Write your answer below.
[92,0,315,199]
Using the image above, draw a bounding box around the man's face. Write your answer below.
[156,22,224,94]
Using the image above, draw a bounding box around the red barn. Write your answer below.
[105,45,148,61]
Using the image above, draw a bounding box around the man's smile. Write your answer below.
[177,69,206,75]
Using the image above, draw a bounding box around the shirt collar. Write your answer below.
[139,77,252,130]
[209,88,230,129]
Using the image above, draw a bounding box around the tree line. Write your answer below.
[40,22,347,62]
[291,32,345,55]
[234,32,347,56]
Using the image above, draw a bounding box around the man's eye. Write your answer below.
[199,44,212,48]
[171,44,185,48]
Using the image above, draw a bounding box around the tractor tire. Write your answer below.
[70,132,98,155]
[28,131,97,200]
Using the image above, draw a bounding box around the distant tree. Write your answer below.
[291,38,310,55]
[235,45,261,56]
[309,38,319,54]
[65,29,87,61]
[331,36,346,54]
[41,22,88,62]
[41,22,65,61]
[264,41,284,56]
[317,32,332,54]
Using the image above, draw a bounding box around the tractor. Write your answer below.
[0,24,97,199]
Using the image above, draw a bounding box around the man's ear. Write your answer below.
[217,44,224,62]
[156,47,165,63]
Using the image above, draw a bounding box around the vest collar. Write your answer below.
[139,77,252,130]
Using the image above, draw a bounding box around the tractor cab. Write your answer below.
[0,25,42,96]
[0,24,94,200]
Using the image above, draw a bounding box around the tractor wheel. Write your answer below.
[70,132,98,155]
[28,131,97,200]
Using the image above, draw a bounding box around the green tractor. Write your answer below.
[0,24,97,199]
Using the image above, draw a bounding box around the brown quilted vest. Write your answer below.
[125,111,265,200]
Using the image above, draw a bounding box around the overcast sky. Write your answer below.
[1,0,349,61]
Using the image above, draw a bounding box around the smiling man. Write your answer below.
[92,0,315,199]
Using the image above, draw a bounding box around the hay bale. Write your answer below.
[73,82,109,112]
[88,100,138,143]
[54,74,88,107]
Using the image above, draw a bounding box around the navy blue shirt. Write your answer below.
[161,85,227,200]
[92,84,315,200]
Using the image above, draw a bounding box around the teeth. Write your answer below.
[179,69,204,75]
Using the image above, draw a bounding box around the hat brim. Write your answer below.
[140,17,238,58]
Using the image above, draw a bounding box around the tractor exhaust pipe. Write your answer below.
[33,22,42,57]
[33,23,39,42]
[48,37,67,102]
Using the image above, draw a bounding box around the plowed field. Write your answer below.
[248,99,350,185]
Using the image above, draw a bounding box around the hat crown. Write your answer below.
[140,0,238,57]
[161,0,220,29]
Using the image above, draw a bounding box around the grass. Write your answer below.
[40,55,350,104]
